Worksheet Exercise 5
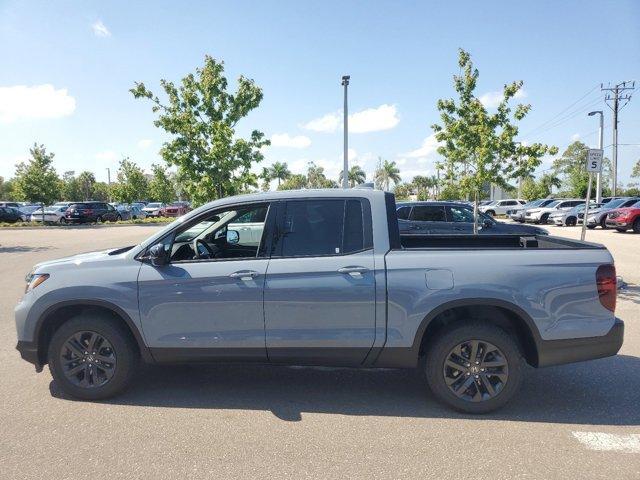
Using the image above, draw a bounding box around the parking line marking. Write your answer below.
[572,432,640,453]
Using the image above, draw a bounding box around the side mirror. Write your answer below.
[148,243,169,267]
[226,230,239,245]
[482,219,493,228]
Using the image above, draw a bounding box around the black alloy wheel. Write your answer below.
[59,331,116,388]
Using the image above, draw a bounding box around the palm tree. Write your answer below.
[268,162,291,187]
[259,167,272,192]
[411,175,434,200]
[374,158,401,191]
[339,165,367,187]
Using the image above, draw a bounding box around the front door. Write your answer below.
[264,198,377,365]
[138,202,273,362]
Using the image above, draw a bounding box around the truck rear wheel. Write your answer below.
[48,313,138,400]
[424,322,524,413]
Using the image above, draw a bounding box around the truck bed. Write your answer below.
[399,234,605,250]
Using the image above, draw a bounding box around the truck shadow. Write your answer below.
[618,284,640,306]
[50,354,640,425]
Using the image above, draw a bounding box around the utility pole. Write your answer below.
[602,81,635,195]
[514,141,522,198]
[588,111,604,203]
[106,168,111,202]
[341,75,350,189]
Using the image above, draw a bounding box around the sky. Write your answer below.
[1,0,639,189]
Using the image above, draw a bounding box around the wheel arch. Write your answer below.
[34,299,154,366]
[413,298,542,367]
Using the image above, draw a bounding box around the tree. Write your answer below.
[631,159,640,180]
[92,182,111,201]
[552,141,611,197]
[432,49,556,233]
[111,158,148,204]
[278,174,307,190]
[374,158,401,191]
[268,162,291,187]
[393,183,412,200]
[412,175,435,200]
[13,143,60,204]
[0,176,15,200]
[77,171,96,200]
[148,164,175,203]
[61,171,80,201]
[306,162,335,188]
[131,55,269,205]
[339,165,366,187]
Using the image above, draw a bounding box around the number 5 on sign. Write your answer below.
[586,149,603,173]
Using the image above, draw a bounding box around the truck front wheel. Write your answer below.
[424,322,524,413]
[48,313,138,400]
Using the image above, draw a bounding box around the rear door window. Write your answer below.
[396,206,411,220]
[410,205,446,222]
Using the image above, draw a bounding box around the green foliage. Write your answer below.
[131,55,269,206]
[148,164,175,203]
[111,158,148,204]
[77,171,96,200]
[438,183,464,200]
[268,162,291,187]
[431,49,556,224]
[339,165,366,187]
[552,141,612,197]
[374,158,401,191]
[412,175,437,200]
[13,144,61,204]
[278,174,307,190]
[392,183,412,200]
[0,176,16,200]
[520,173,561,200]
[631,159,640,179]
[92,182,111,201]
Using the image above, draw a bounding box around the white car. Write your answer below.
[524,199,583,224]
[142,202,165,217]
[479,199,526,216]
[30,205,69,224]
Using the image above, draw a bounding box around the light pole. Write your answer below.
[106,168,111,202]
[341,75,350,189]
[588,111,604,203]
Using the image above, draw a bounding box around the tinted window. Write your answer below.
[410,205,446,222]
[234,207,268,223]
[277,199,367,257]
[621,199,639,207]
[396,206,411,220]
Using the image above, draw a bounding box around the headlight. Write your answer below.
[25,273,49,293]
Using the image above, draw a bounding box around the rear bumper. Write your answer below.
[537,318,624,367]
[16,340,43,372]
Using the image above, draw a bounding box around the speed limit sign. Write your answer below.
[586,149,603,173]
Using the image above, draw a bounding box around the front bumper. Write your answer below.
[537,318,624,368]
[16,341,43,372]
[606,219,628,228]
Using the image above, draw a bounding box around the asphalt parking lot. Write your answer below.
[0,224,638,479]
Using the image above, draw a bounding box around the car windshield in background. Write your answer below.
[545,200,561,208]
[147,203,162,208]
[604,199,626,209]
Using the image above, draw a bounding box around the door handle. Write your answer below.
[338,266,369,277]
[229,270,259,280]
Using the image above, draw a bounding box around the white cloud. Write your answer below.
[137,139,153,150]
[92,20,111,37]
[270,133,311,149]
[301,112,341,133]
[405,133,441,162]
[0,84,76,123]
[570,133,580,142]
[302,104,400,134]
[480,88,527,108]
[349,104,399,133]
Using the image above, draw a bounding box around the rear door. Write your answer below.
[264,198,376,365]
[408,205,447,234]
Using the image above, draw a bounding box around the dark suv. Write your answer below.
[65,202,121,224]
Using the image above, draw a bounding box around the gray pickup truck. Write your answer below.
[15,189,623,413]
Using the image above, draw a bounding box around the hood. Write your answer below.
[32,245,134,271]
[526,208,542,214]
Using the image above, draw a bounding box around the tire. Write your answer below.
[96,216,103,224]
[486,210,495,217]
[633,218,640,234]
[600,217,607,229]
[540,213,550,225]
[424,322,524,413]
[566,216,576,226]
[59,217,66,224]
[48,313,138,400]
[616,228,626,233]
[115,214,122,222]
[587,225,596,229]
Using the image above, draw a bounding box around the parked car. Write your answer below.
[16,205,41,221]
[605,200,640,233]
[0,201,22,209]
[509,198,557,223]
[550,203,600,226]
[64,202,121,224]
[397,201,548,235]
[15,190,623,413]
[129,205,147,220]
[478,199,526,216]
[114,205,133,221]
[600,197,622,205]
[30,205,69,224]
[0,206,22,223]
[585,197,640,229]
[142,202,165,218]
[162,201,191,217]
[524,199,584,224]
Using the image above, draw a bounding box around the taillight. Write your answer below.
[596,264,616,312]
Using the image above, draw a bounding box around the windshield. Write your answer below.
[604,199,626,209]
[545,200,560,208]
[523,199,543,207]
[147,203,162,208]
